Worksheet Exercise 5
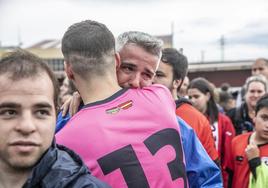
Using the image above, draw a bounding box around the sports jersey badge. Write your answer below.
[261,157,268,166]
[106,100,133,114]
[236,156,244,162]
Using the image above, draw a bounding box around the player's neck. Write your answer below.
[0,165,30,188]
[77,77,121,105]
[171,89,178,100]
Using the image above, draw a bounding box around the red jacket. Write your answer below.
[226,132,268,188]
[214,113,235,161]
[176,103,219,161]
[213,113,235,188]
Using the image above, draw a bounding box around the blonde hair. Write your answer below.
[245,75,268,92]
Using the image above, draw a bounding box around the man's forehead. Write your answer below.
[254,60,268,67]
[0,73,54,97]
[120,44,159,61]
[157,61,174,72]
[0,75,19,91]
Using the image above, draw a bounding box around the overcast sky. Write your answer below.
[0,0,268,62]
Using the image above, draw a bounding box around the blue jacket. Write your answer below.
[178,117,223,188]
[56,110,71,133]
[23,141,110,188]
[56,112,222,187]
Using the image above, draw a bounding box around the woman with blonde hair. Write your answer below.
[226,75,268,135]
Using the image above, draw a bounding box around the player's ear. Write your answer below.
[173,79,182,90]
[64,61,74,80]
[115,52,121,69]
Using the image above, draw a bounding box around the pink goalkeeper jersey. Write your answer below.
[56,85,187,188]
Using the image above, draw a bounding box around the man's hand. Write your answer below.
[245,143,260,161]
[61,91,82,117]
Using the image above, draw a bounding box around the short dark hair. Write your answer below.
[0,49,59,111]
[61,20,115,78]
[188,77,219,123]
[220,82,231,92]
[219,91,234,103]
[161,48,188,81]
[255,93,268,114]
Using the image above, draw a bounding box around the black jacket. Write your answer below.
[226,102,254,135]
[23,142,110,188]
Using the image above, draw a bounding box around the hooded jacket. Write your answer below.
[23,142,110,188]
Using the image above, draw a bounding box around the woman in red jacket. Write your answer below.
[188,77,235,187]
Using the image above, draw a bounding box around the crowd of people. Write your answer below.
[0,19,267,188]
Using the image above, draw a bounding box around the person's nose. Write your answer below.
[129,74,141,88]
[254,70,260,75]
[253,92,260,98]
[15,112,36,135]
[152,77,157,85]
[189,97,196,104]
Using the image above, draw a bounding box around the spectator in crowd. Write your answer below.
[188,77,236,187]
[0,50,109,188]
[219,91,236,113]
[226,94,268,188]
[252,58,268,80]
[219,82,236,113]
[154,48,219,164]
[220,83,231,93]
[153,47,222,187]
[226,75,267,135]
[56,20,187,187]
[236,58,268,108]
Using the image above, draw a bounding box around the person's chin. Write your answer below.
[9,154,41,170]
[250,102,256,107]
[8,148,42,169]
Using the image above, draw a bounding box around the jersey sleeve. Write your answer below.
[144,84,176,110]
[248,161,268,188]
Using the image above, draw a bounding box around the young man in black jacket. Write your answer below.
[0,50,109,188]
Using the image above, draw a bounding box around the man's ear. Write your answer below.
[64,61,74,80]
[173,79,182,90]
[115,52,121,69]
